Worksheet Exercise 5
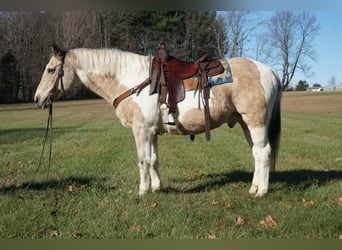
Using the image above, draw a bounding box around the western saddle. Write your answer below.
[113,42,225,141]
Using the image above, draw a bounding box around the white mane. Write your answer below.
[71,48,150,82]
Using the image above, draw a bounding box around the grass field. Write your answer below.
[0,91,341,239]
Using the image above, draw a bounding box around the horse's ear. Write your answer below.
[50,44,60,55]
[50,44,66,58]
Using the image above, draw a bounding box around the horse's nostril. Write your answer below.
[34,96,39,105]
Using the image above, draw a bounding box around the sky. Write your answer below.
[221,10,342,88]
[303,11,342,87]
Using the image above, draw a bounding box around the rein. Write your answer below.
[37,104,53,182]
[27,104,53,188]
[31,53,66,185]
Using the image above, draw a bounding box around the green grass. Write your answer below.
[0,95,341,239]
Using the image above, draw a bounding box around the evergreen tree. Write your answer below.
[0,51,20,103]
[295,80,309,91]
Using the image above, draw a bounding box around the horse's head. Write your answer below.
[34,44,76,108]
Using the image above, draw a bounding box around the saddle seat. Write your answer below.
[163,53,210,79]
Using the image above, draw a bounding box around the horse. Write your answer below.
[34,45,282,197]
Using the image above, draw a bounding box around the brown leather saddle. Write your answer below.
[113,42,226,141]
[150,42,225,140]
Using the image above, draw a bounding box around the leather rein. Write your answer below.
[31,51,67,185]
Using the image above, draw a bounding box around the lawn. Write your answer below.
[0,91,341,239]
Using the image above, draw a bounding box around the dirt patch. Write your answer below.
[281,91,342,113]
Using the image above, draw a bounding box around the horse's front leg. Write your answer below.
[150,134,161,192]
[133,125,160,195]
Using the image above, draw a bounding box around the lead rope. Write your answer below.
[38,104,53,182]
[27,104,53,188]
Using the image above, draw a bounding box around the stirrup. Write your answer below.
[164,113,176,126]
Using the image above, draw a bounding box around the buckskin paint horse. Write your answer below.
[34,45,281,196]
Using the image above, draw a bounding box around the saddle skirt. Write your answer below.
[183,60,233,91]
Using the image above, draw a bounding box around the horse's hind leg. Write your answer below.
[247,126,271,196]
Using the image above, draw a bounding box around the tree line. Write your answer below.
[0,11,319,103]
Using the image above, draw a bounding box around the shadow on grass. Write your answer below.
[1,169,341,195]
[162,169,342,194]
[0,176,116,194]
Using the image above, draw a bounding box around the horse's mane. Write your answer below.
[70,48,147,77]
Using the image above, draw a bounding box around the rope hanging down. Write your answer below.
[32,104,53,185]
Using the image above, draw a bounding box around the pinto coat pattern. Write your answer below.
[34,46,281,196]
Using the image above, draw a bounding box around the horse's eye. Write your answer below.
[47,68,56,74]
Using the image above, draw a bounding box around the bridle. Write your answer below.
[30,50,67,186]
[56,49,67,94]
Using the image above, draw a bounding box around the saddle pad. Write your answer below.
[207,60,233,86]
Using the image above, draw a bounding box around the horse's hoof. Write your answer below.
[152,186,161,193]
[249,184,258,194]
[255,189,268,197]
[138,189,148,196]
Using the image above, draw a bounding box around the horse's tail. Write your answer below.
[268,78,282,172]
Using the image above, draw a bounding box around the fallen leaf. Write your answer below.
[207,233,218,239]
[302,199,317,207]
[80,184,90,189]
[331,197,342,206]
[3,178,15,185]
[210,200,218,206]
[234,216,245,226]
[49,230,59,237]
[53,202,62,209]
[150,202,158,208]
[259,215,277,228]
[223,202,232,208]
[121,210,128,216]
[100,198,109,206]
[132,224,141,232]
[304,234,314,240]
[68,184,75,192]
[71,232,82,239]
[285,204,292,209]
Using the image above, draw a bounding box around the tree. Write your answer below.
[221,11,264,59]
[0,51,20,103]
[295,80,309,91]
[266,11,319,90]
[211,14,227,59]
[223,11,252,58]
[0,11,225,102]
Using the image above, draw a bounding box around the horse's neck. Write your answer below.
[71,49,150,104]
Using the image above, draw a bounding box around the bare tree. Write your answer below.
[223,11,256,58]
[211,14,227,59]
[57,11,102,48]
[266,11,319,90]
[328,75,336,87]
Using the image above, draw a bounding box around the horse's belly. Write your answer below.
[164,87,233,135]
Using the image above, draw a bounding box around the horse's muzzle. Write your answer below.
[34,94,53,109]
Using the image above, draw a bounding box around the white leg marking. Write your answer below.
[149,135,161,192]
[133,126,151,196]
[248,127,271,196]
